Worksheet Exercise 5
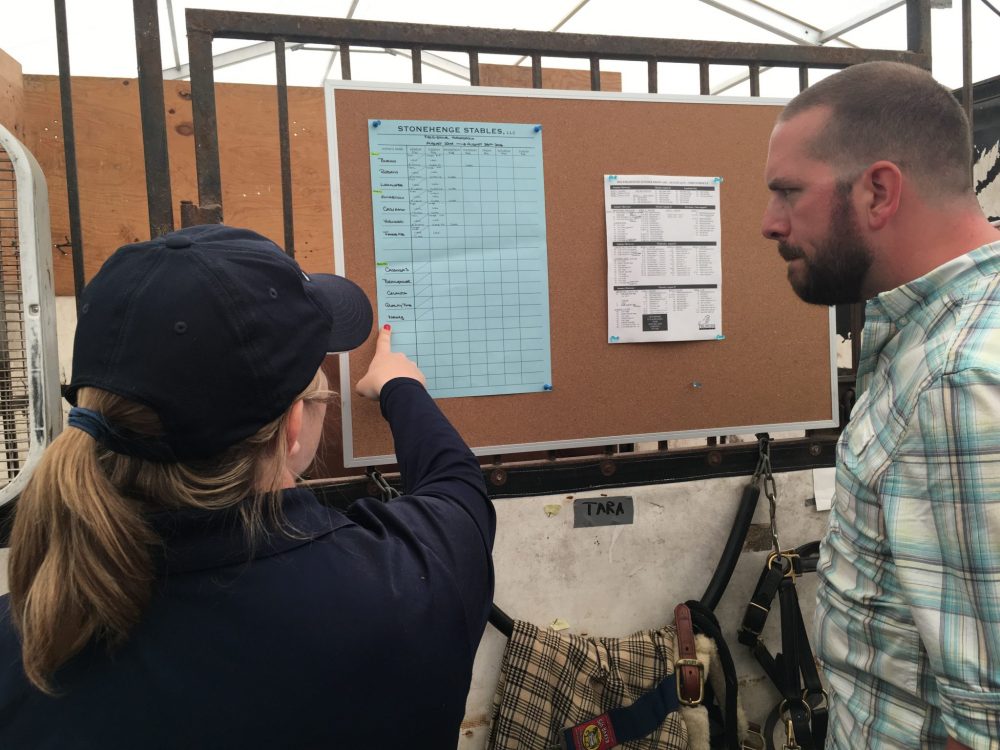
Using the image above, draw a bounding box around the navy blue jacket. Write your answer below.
[0,378,495,749]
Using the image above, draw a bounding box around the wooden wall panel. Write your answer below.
[21,69,618,297]
[22,76,337,295]
[479,63,621,91]
[20,75,355,475]
[0,49,24,140]
[24,75,150,291]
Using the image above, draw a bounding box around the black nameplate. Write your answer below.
[573,496,635,528]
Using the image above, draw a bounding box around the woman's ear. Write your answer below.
[286,399,304,460]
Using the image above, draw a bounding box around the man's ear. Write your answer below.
[859,160,903,230]
[286,399,304,460]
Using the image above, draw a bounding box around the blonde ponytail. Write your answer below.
[10,425,156,694]
[8,369,334,694]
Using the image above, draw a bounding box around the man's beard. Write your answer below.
[779,184,873,306]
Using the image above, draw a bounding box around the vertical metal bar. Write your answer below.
[274,41,295,258]
[647,59,658,94]
[469,50,480,86]
[0,361,20,475]
[961,0,974,146]
[340,44,351,80]
[699,62,710,95]
[531,54,543,89]
[589,56,600,91]
[411,47,422,83]
[133,0,174,238]
[749,63,760,97]
[798,65,809,92]
[906,0,932,63]
[53,0,86,307]
[186,26,223,222]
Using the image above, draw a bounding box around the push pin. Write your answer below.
[372,120,382,128]
[533,124,542,133]
[542,383,553,391]
[691,381,702,389]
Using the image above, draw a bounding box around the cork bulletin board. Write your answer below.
[325,83,837,466]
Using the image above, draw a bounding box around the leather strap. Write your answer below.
[561,672,681,750]
[737,558,785,647]
[686,600,741,750]
[738,543,826,750]
[673,603,703,706]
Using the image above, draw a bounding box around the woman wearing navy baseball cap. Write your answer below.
[0,225,495,749]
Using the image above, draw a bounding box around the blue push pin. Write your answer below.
[691,381,703,389]
[372,120,382,128]
[533,124,542,133]
[542,383,553,391]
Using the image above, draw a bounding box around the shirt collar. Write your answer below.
[869,240,1000,325]
[148,487,349,574]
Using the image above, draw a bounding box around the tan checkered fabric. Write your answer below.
[488,620,689,750]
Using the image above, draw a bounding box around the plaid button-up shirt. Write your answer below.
[816,241,1000,749]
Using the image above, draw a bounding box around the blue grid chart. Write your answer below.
[369,119,553,398]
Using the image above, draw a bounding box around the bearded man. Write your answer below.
[761,61,1000,749]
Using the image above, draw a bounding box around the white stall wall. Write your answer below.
[0,297,833,748]
[459,471,828,748]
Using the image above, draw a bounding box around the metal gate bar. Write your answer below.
[133,0,175,239]
[53,0,87,307]
[48,1,936,289]
[181,4,931,226]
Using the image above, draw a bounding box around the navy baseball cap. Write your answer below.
[65,224,373,460]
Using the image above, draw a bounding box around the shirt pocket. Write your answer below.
[845,411,877,457]
[935,678,1000,743]
[838,390,892,489]
[840,388,877,458]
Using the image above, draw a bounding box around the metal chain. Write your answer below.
[367,468,401,502]
[753,433,780,555]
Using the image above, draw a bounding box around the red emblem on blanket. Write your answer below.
[571,714,618,750]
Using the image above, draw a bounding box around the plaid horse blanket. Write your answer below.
[488,620,694,750]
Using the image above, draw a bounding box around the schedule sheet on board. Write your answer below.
[369,119,552,398]
[604,174,723,343]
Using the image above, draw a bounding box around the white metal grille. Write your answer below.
[0,124,61,507]
[0,147,29,486]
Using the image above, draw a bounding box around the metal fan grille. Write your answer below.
[0,146,29,486]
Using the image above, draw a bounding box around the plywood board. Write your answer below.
[478,63,621,91]
[22,76,337,295]
[0,49,24,141]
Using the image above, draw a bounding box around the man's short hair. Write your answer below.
[781,61,972,197]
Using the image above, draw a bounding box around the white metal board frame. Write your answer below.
[324,81,838,467]
[0,124,62,505]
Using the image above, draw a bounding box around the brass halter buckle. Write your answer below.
[767,550,801,580]
[673,658,705,706]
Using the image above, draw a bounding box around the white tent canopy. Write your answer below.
[2,1,999,98]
